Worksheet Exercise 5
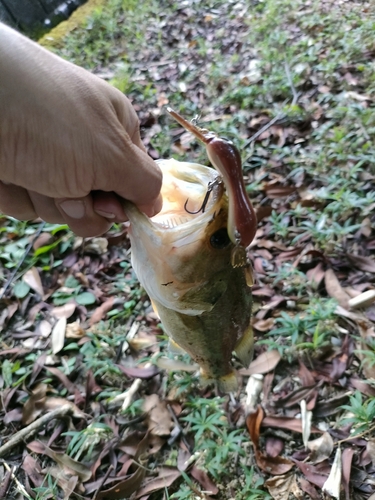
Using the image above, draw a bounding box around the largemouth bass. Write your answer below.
[124,110,257,392]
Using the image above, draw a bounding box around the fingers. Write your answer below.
[0,182,37,220]
[56,195,113,238]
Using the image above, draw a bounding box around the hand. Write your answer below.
[0,23,162,237]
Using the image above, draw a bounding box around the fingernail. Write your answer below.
[59,200,85,219]
[95,210,116,219]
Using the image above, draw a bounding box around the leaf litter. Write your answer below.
[0,0,375,498]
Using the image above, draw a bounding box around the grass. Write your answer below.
[1,0,375,498]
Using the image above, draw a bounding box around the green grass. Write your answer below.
[1,0,375,498]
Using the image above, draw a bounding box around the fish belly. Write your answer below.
[152,272,253,391]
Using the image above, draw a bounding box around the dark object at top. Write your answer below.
[0,0,87,37]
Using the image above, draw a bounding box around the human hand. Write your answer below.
[0,23,162,237]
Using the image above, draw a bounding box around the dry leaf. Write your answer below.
[89,297,115,326]
[22,383,47,425]
[322,447,342,499]
[307,432,334,463]
[143,395,174,436]
[245,374,264,414]
[266,472,303,500]
[27,441,92,482]
[97,464,145,500]
[51,317,67,354]
[325,269,350,308]
[134,467,180,498]
[23,267,44,296]
[246,406,294,475]
[51,302,76,319]
[66,321,85,339]
[348,290,375,310]
[242,350,281,375]
[301,400,312,448]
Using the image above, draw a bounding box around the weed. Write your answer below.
[340,391,375,434]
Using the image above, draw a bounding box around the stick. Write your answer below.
[1,462,33,499]
[0,404,72,458]
[92,464,114,500]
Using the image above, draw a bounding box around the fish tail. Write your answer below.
[200,369,238,393]
[234,324,254,367]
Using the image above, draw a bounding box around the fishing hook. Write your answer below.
[184,178,221,215]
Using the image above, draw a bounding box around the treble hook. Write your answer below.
[184,179,221,215]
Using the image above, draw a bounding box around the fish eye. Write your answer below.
[210,228,231,249]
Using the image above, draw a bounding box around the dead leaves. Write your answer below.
[246,406,294,475]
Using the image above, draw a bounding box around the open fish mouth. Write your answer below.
[148,158,227,246]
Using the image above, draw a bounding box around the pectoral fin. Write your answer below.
[234,325,254,367]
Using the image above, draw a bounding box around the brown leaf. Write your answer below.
[143,395,174,436]
[240,350,281,375]
[89,297,115,326]
[66,321,85,339]
[23,267,44,296]
[134,467,181,498]
[299,478,320,499]
[342,447,354,500]
[325,269,350,308]
[27,441,92,482]
[252,318,275,332]
[116,365,160,379]
[97,463,145,500]
[347,254,375,273]
[21,453,44,487]
[32,232,53,250]
[266,472,303,500]
[262,415,322,435]
[294,460,329,488]
[190,465,218,495]
[45,367,76,394]
[22,383,47,425]
[246,407,294,475]
[307,432,334,464]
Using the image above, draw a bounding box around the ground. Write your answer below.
[1,0,375,499]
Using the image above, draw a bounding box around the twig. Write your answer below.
[284,61,300,105]
[167,404,192,453]
[1,461,33,499]
[334,422,375,446]
[244,62,300,154]
[0,404,72,458]
[0,221,45,300]
[92,464,114,500]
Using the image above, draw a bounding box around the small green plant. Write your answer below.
[63,421,113,460]
[340,391,375,434]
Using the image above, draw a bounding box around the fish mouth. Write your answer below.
[148,159,226,245]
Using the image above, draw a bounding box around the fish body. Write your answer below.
[124,158,254,391]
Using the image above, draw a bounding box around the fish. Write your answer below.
[123,109,257,392]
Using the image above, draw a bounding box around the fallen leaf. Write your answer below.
[341,447,354,500]
[51,302,76,319]
[190,465,218,495]
[143,395,174,436]
[246,406,294,475]
[27,441,92,482]
[23,267,44,296]
[322,447,342,499]
[51,317,67,354]
[242,350,281,375]
[89,297,115,326]
[65,321,85,339]
[325,269,350,308]
[307,432,334,463]
[348,290,375,310]
[347,254,375,273]
[116,365,160,379]
[134,467,181,498]
[301,400,312,448]
[245,374,264,414]
[97,463,145,500]
[22,383,47,425]
[266,472,303,500]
